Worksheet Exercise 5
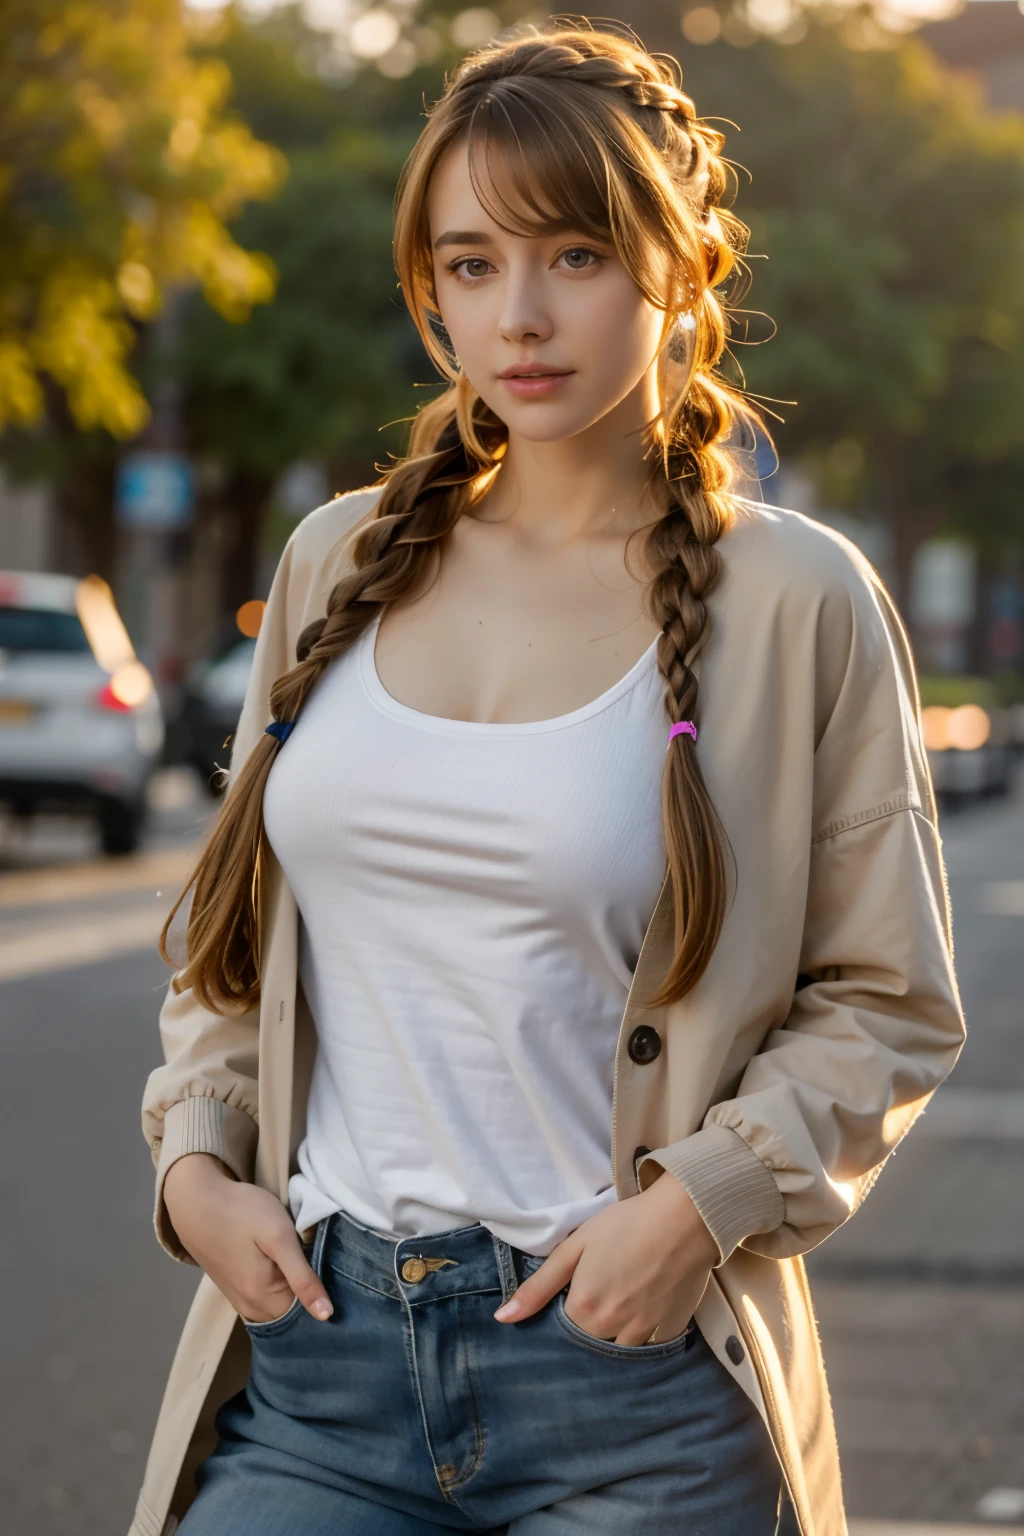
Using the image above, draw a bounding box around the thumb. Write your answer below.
[494,1234,583,1323]
[266,1229,334,1322]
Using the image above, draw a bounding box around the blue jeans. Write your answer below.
[180,1210,790,1534]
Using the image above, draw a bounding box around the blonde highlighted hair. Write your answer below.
[163,22,755,1014]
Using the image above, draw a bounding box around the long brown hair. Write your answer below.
[163,23,754,1015]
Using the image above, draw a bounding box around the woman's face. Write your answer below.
[427,139,668,445]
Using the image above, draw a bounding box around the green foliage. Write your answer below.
[179,130,422,477]
[587,6,1024,598]
[685,22,1024,531]
[177,1,534,489]
[918,674,997,708]
[0,0,284,438]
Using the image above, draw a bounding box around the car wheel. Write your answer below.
[97,797,144,857]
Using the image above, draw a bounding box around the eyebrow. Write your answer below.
[432,229,495,250]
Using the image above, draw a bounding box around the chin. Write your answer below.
[483,398,606,445]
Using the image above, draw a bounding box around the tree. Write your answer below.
[0,0,285,441]
[673,20,1024,603]
[178,128,423,613]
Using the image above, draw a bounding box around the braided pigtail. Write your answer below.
[643,368,738,1005]
[161,395,503,1014]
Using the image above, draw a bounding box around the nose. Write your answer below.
[498,265,553,346]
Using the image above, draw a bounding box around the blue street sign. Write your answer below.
[116,452,195,530]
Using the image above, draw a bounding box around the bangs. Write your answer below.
[461,80,669,295]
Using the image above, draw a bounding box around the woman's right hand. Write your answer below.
[162,1152,333,1325]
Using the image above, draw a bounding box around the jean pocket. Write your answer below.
[243,1224,325,1340]
[553,1293,696,1360]
[243,1294,305,1338]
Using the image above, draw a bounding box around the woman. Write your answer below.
[135,24,964,1536]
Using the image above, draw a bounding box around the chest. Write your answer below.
[263,621,669,955]
[372,516,662,726]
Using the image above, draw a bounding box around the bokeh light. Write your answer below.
[947,704,991,751]
[350,9,401,59]
[108,660,153,708]
[682,8,723,44]
[236,600,267,638]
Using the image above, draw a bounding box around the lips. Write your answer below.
[498,364,575,400]
[498,363,571,379]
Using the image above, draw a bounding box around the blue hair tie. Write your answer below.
[265,720,295,746]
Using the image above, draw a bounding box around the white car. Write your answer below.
[0,571,164,854]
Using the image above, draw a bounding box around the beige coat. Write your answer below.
[133,488,964,1536]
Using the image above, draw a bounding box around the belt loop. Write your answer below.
[491,1233,517,1304]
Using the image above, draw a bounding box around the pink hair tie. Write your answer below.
[668,720,697,745]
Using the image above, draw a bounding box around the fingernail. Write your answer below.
[494,1300,519,1321]
[311,1299,333,1321]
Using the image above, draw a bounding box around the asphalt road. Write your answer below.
[1,770,1022,1535]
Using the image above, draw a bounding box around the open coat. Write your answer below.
[133,488,965,1536]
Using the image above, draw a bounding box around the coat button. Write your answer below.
[401,1258,428,1283]
[726,1334,746,1365]
[627,1026,662,1065]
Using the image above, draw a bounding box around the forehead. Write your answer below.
[426,141,485,225]
[426,135,593,242]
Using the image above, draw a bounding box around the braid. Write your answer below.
[161,408,493,1013]
[643,372,737,1004]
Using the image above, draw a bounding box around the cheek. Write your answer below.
[434,277,489,361]
[571,281,664,387]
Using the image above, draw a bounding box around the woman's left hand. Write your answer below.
[493,1170,718,1345]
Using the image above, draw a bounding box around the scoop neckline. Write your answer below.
[359,612,660,737]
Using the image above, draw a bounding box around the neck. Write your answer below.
[476,373,662,546]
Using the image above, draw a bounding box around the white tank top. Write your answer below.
[263,610,668,1255]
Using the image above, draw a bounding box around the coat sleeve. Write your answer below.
[140,530,304,1261]
[640,553,966,1265]
[142,491,381,1260]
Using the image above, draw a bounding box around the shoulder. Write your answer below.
[257,486,384,662]
[720,497,886,618]
[715,498,915,746]
[285,485,384,573]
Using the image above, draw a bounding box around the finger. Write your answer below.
[611,1314,659,1347]
[261,1229,333,1322]
[494,1234,584,1322]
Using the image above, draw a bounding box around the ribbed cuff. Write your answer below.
[637,1123,785,1266]
[152,1098,259,1263]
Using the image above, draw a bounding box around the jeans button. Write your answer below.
[402,1258,428,1283]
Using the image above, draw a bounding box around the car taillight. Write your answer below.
[95,661,153,712]
[96,681,132,712]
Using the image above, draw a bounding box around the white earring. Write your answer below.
[667,311,697,364]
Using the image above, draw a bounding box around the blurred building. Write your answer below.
[921,0,1024,112]
[0,468,53,573]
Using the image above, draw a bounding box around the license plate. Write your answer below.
[0,699,35,726]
